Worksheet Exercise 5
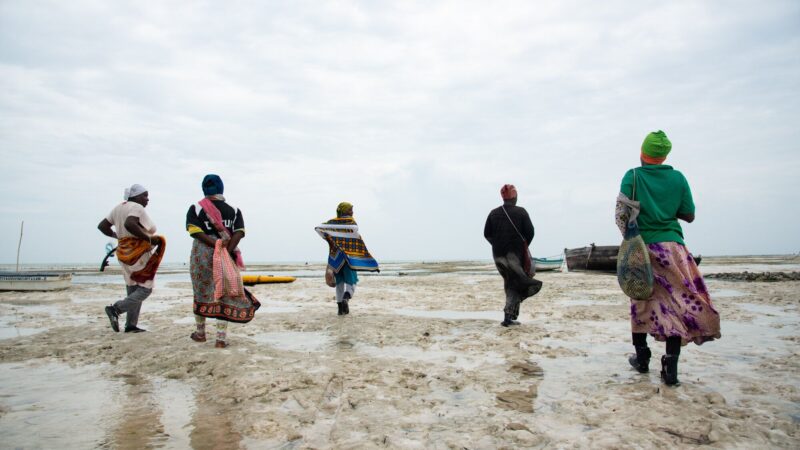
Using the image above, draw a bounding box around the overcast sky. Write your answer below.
[1,1,798,265]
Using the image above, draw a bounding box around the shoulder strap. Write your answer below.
[501,206,527,244]
[632,169,637,201]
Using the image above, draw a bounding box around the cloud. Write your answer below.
[1,0,799,263]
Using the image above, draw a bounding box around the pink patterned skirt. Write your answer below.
[630,242,721,346]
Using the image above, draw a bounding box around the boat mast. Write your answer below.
[16,221,23,272]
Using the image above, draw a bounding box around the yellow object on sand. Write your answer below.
[241,275,297,286]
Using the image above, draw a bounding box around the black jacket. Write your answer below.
[484,202,534,258]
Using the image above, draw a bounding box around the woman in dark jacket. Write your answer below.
[484,184,542,327]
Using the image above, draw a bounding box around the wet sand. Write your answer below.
[1,257,798,448]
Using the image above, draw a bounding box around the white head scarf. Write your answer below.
[124,184,148,200]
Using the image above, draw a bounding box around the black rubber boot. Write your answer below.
[628,346,651,373]
[337,302,344,316]
[500,313,514,327]
[661,355,680,386]
[343,292,351,315]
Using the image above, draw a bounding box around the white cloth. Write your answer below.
[124,184,147,200]
[106,201,157,288]
[335,282,355,303]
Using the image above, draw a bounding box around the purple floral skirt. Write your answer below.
[630,242,721,346]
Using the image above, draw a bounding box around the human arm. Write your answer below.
[484,214,494,244]
[615,199,629,236]
[227,230,244,254]
[520,209,534,244]
[97,219,117,239]
[124,216,158,244]
[677,172,696,224]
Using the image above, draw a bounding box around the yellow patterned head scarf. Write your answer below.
[336,202,353,218]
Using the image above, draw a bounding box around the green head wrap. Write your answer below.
[641,130,672,160]
[336,202,353,217]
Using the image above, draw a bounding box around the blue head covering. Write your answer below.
[202,174,224,196]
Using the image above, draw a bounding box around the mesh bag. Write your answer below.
[616,169,654,300]
[617,222,653,299]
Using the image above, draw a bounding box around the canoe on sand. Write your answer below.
[242,275,296,286]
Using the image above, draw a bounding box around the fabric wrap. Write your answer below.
[213,239,245,300]
[315,217,379,272]
[191,239,260,323]
[199,197,244,268]
[116,236,166,283]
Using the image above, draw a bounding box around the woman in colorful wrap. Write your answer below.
[98,184,166,333]
[616,131,721,386]
[186,174,259,348]
[315,202,380,315]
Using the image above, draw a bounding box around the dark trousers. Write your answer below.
[113,285,152,328]
[632,333,681,355]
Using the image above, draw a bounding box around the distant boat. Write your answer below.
[565,244,702,272]
[0,272,72,291]
[564,244,618,272]
[242,275,297,286]
[532,257,563,272]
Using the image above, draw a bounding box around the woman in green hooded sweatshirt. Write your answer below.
[615,131,721,386]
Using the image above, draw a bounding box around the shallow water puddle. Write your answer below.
[355,343,505,369]
[712,288,748,298]
[554,298,620,307]
[257,300,302,314]
[736,302,796,317]
[392,308,501,321]
[0,362,199,449]
[0,318,45,339]
[0,362,116,448]
[250,331,331,352]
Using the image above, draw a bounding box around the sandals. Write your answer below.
[190,331,206,342]
[191,331,228,348]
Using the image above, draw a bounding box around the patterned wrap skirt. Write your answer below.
[190,239,260,323]
[630,242,721,346]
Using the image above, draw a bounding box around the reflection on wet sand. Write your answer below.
[105,374,167,449]
[1,257,798,447]
[189,391,244,450]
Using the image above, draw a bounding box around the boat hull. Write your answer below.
[564,245,618,272]
[532,258,563,272]
[242,275,297,286]
[0,272,72,291]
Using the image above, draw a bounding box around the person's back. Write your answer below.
[617,130,719,387]
[620,165,694,245]
[484,184,541,327]
[485,204,533,257]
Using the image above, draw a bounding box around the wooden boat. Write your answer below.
[242,275,296,286]
[532,257,563,272]
[0,272,72,291]
[564,244,618,272]
[564,245,703,273]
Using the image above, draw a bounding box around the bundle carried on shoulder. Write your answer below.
[616,169,654,300]
[315,217,379,273]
